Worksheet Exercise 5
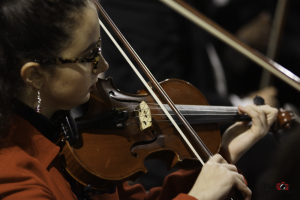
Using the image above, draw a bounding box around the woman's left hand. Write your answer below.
[221,105,278,164]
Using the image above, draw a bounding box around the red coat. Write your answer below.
[0,115,198,200]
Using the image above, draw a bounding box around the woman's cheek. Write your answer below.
[48,68,92,107]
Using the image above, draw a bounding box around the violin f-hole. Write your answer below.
[131,130,158,157]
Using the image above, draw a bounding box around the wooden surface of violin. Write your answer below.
[59,77,295,191]
[60,78,221,190]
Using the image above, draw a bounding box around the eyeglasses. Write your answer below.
[34,37,101,71]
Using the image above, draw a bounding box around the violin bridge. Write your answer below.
[136,101,152,131]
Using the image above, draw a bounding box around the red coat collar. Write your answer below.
[6,115,60,168]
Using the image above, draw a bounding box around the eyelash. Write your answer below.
[89,50,95,56]
[85,49,96,58]
[85,46,101,59]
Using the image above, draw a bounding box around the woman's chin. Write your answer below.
[66,93,91,110]
[81,93,91,105]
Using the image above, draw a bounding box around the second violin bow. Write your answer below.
[160,0,300,92]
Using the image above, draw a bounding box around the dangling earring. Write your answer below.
[36,91,42,113]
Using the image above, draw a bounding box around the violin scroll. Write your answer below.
[253,95,295,132]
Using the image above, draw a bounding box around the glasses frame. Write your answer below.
[34,37,101,69]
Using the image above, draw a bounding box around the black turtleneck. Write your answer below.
[13,99,61,143]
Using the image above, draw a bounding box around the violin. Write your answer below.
[59,77,294,191]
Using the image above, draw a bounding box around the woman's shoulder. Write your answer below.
[1,114,60,167]
[0,140,57,199]
[0,117,62,199]
[0,141,42,185]
[0,137,41,167]
[0,132,55,179]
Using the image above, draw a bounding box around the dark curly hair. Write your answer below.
[0,0,90,134]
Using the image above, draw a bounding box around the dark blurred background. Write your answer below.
[98,0,300,199]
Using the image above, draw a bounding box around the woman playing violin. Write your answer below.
[0,0,278,199]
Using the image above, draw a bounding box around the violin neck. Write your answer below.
[164,104,251,125]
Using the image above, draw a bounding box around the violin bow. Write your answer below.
[259,0,290,89]
[160,0,300,92]
[93,0,214,165]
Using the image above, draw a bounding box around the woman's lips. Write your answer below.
[90,81,98,90]
[90,84,96,90]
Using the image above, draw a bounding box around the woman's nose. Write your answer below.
[93,53,109,75]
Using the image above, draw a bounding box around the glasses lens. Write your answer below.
[92,48,101,69]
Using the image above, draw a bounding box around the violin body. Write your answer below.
[60,77,221,190]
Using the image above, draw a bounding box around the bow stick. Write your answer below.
[93,0,215,165]
[160,0,300,92]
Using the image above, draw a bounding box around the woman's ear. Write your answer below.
[20,62,44,90]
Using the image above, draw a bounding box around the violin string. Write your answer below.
[126,120,176,125]
[116,105,239,114]
[128,113,240,119]
[140,102,239,112]
[114,102,239,113]
[109,98,239,114]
